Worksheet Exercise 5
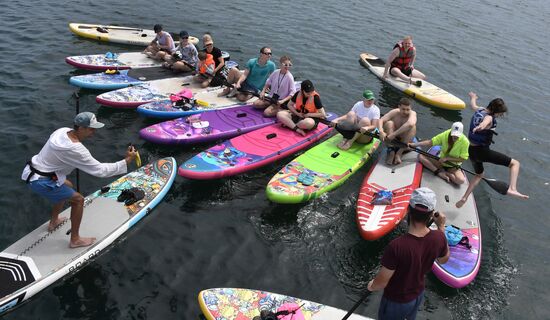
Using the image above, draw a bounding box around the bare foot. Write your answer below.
[48,217,68,232]
[69,237,96,248]
[296,128,307,136]
[437,171,450,183]
[217,87,230,97]
[455,198,467,208]
[507,189,529,200]
[386,152,395,165]
[337,139,352,150]
[394,153,402,165]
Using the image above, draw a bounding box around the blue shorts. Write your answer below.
[29,178,75,204]
[239,81,260,95]
[378,291,424,320]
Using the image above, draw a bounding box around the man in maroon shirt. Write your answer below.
[367,187,450,320]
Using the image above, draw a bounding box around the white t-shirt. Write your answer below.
[351,101,381,120]
[21,128,127,185]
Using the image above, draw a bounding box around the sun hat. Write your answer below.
[74,112,104,129]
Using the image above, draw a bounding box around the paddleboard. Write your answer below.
[178,113,337,179]
[140,105,276,145]
[422,146,481,288]
[0,158,176,315]
[359,53,465,110]
[96,74,254,109]
[69,23,199,46]
[199,288,373,320]
[66,52,161,71]
[70,61,238,91]
[356,146,423,240]
[266,134,380,203]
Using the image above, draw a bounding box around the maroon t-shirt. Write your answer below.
[381,230,448,303]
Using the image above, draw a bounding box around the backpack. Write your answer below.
[169,88,194,110]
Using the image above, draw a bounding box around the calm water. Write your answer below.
[1,0,549,319]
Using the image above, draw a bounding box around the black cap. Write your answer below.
[179,30,189,38]
[153,24,163,33]
[301,80,314,93]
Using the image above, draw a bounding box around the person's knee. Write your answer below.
[384,120,394,130]
[276,111,288,121]
[70,193,84,206]
[358,117,371,126]
[510,159,520,168]
[454,175,466,185]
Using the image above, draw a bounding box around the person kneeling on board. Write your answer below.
[378,98,417,165]
[383,35,426,85]
[409,122,469,185]
[276,80,327,136]
[367,187,449,320]
[21,112,137,248]
[330,89,381,150]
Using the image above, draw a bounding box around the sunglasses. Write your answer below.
[204,43,213,46]
[282,63,292,67]
[262,52,272,56]
[181,37,189,40]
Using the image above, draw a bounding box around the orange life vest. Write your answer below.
[199,54,215,75]
[390,41,415,71]
[295,90,319,114]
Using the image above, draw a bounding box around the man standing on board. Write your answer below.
[21,112,137,248]
[367,187,449,320]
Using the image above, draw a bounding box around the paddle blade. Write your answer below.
[484,178,508,195]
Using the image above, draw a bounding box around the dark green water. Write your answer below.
[0,0,549,319]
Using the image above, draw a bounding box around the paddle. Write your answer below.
[341,290,371,320]
[74,92,81,193]
[78,25,144,32]
[390,140,509,195]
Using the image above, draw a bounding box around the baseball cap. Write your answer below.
[362,90,375,100]
[450,122,464,137]
[301,80,314,93]
[409,187,436,212]
[153,24,162,33]
[74,112,105,129]
[179,30,189,38]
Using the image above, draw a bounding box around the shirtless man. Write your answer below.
[378,98,417,165]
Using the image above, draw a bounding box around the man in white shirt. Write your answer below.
[21,112,137,248]
[331,89,381,150]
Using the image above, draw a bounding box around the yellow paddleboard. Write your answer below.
[359,52,465,110]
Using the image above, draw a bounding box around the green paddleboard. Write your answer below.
[266,134,380,203]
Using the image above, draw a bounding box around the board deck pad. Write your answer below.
[422,147,481,288]
[178,113,337,179]
[359,52,465,110]
[199,288,373,320]
[69,68,191,90]
[66,52,162,71]
[139,105,275,145]
[0,158,176,315]
[69,23,199,46]
[266,134,380,203]
[356,148,423,240]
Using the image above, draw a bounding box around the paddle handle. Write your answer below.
[341,290,371,320]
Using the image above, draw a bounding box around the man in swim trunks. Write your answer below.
[331,89,380,150]
[383,35,426,85]
[378,98,417,165]
[21,112,137,248]
[456,92,529,207]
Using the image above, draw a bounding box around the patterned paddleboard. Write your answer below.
[199,288,373,320]
[0,158,176,316]
[66,52,162,71]
[266,134,380,203]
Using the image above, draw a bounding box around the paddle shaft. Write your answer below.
[341,290,371,320]
[79,25,143,32]
[74,92,80,193]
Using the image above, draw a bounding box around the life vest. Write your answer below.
[199,54,215,75]
[390,41,415,71]
[468,109,497,146]
[295,91,319,114]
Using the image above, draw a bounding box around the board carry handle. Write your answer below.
[266,133,277,139]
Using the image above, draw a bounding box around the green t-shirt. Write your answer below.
[431,129,469,167]
[245,58,276,91]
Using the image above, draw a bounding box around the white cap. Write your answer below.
[450,122,463,137]
[74,112,105,129]
[410,187,437,212]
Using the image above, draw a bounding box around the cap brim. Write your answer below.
[450,131,461,137]
[89,122,105,129]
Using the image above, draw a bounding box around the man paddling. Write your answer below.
[21,112,137,248]
[378,98,417,165]
[383,35,426,85]
[331,89,380,150]
[367,187,449,320]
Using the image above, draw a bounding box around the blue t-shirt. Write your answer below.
[244,58,276,91]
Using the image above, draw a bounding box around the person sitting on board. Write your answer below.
[383,35,426,86]
[276,80,327,136]
[253,55,296,117]
[408,122,469,185]
[330,89,381,150]
[193,51,216,88]
[21,112,137,248]
[162,30,198,72]
[456,92,529,207]
[201,33,232,87]
[219,47,276,102]
[367,187,449,320]
[143,24,176,61]
[377,98,417,165]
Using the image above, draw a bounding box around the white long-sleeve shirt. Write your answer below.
[21,128,127,186]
